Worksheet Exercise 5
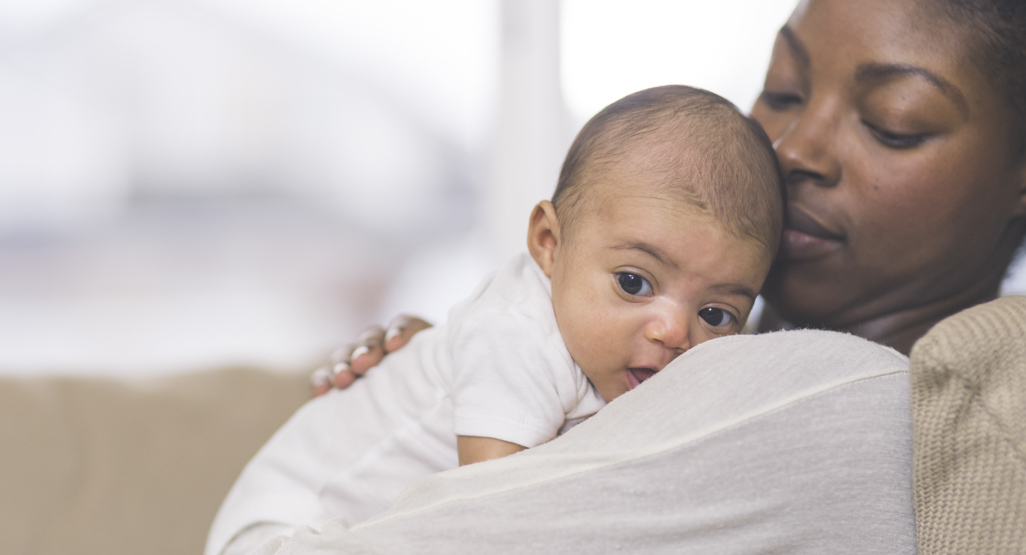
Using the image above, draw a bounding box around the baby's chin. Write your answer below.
[626,367,658,390]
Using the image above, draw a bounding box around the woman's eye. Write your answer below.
[699,307,735,328]
[758,91,802,111]
[863,120,929,149]
[615,272,653,297]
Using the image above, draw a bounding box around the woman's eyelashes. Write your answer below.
[698,307,735,329]
[615,272,653,297]
[760,90,932,150]
[758,90,803,111]
[862,120,930,149]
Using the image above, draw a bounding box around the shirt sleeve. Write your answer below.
[448,310,583,448]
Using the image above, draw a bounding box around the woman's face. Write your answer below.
[751,0,1026,330]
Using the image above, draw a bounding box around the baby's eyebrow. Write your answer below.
[610,242,677,271]
[710,283,758,301]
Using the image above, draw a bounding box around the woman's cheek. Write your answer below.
[850,150,934,222]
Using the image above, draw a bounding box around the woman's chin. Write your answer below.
[761,274,851,329]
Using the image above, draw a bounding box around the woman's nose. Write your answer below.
[772,98,842,189]
[645,312,690,353]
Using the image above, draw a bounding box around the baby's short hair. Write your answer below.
[553,85,785,254]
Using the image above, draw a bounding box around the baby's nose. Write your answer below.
[645,311,690,352]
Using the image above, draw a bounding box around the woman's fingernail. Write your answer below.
[384,327,403,343]
[311,366,332,386]
[350,345,370,360]
[333,368,356,388]
[332,362,350,376]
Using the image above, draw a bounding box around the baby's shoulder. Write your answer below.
[451,253,557,334]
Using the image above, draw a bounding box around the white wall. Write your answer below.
[6,0,1018,376]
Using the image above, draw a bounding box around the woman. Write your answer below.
[751,0,1026,355]
[244,0,1026,551]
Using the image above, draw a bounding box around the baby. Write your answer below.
[206,85,784,555]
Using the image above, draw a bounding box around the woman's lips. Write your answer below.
[627,368,658,390]
[780,205,845,261]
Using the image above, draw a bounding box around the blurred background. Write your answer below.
[2,0,1023,377]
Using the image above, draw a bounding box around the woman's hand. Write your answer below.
[310,315,433,396]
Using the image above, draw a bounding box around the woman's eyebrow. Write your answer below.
[855,63,969,117]
[778,26,810,70]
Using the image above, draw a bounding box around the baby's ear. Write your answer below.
[527,201,560,277]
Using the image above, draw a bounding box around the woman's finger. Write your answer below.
[319,325,384,389]
[383,315,433,354]
[332,364,357,389]
[325,342,359,388]
[310,366,333,397]
[348,326,387,376]
[309,317,433,398]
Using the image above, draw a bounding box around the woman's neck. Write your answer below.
[760,222,1024,355]
[758,281,1003,356]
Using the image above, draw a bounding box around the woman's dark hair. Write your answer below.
[933,0,1026,261]
[933,0,1026,146]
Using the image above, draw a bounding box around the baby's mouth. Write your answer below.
[627,368,658,390]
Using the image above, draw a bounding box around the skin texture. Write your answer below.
[752,0,1026,354]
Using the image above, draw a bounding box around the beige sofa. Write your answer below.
[0,367,310,555]
[3,297,1024,554]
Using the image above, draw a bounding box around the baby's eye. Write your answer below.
[615,272,653,296]
[699,307,735,328]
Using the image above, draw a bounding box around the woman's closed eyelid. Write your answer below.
[758,90,803,112]
[862,119,931,149]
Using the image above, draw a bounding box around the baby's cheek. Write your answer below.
[568,319,622,373]
[689,326,732,350]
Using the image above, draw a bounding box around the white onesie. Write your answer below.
[205,253,606,555]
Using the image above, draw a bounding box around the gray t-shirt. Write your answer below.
[253,329,915,554]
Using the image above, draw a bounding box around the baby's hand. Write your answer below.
[310,315,433,396]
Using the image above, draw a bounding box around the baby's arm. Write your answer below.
[450,306,603,463]
[457,435,525,465]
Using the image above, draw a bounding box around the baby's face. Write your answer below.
[547,186,772,403]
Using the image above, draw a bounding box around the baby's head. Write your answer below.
[527,85,784,403]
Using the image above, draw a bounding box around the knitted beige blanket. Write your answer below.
[911,295,1026,553]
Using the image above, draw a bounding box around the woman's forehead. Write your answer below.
[786,0,994,108]
[789,0,968,63]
